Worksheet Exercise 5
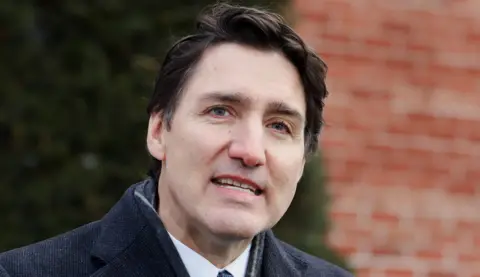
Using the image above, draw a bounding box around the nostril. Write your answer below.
[240,158,261,168]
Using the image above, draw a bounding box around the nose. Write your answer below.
[228,125,266,168]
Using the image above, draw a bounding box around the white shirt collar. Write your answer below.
[168,232,251,277]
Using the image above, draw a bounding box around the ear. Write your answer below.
[146,113,166,161]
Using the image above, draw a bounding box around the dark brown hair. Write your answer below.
[147,3,328,177]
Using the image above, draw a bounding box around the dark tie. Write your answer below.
[217,270,233,277]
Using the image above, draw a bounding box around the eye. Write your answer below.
[207,106,231,117]
[268,121,291,134]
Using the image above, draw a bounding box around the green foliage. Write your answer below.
[0,0,348,271]
[0,0,281,252]
[273,154,351,271]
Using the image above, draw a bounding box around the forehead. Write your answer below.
[181,43,306,114]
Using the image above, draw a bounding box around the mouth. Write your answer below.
[211,176,263,196]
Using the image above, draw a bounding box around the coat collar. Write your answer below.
[90,179,148,264]
[89,179,306,277]
[261,230,307,276]
[89,179,188,277]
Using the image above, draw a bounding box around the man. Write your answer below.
[0,3,352,277]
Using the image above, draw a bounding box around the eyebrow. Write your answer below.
[267,101,304,124]
[198,91,248,106]
[198,91,305,123]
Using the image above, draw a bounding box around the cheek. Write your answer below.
[270,143,305,181]
[164,125,228,170]
[266,159,301,223]
[268,149,304,199]
[275,144,304,179]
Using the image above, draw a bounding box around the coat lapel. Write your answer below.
[260,230,307,277]
[88,179,310,277]
[89,182,189,277]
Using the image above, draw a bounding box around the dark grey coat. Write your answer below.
[0,180,352,277]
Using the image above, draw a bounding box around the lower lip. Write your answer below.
[212,183,261,201]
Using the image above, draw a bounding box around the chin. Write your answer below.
[205,213,268,240]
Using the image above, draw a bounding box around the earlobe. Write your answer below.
[146,113,166,161]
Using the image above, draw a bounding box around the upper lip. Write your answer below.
[212,174,264,191]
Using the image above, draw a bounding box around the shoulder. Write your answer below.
[278,240,353,277]
[0,221,101,277]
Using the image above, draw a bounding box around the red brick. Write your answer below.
[384,269,414,277]
[298,11,330,24]
[387,117,414,135]
[331,211,357,222]
[405,113,460,139]
[430,234,459,251]
[474,235,480,248]
[408,71,439,88]
[321,52,377,65]
[322,33,352,43]
[295,0,480,275]
[406,42,435,52]
[467,31,480,43]
[387,114,475,139]
[456,220,480,233]
[385,59,415,71]
[355,268,372,277]
[346,227,373,242]
[362,170,395,187]
[414,218,444,231]
[382,20,412,35]
[402,169,446,189]
[433,68,479,93]
[372,247,399,256]
[382,160,409,172]
[364,37,394,48]
[463,120,480,142]
[332,244,357,256]
[428,272,455,277]
[371,212,399,224]
[447,182,476,195]
[416,250,443,261]
[350,88,392,101]
[401,149,436,168]
[325,160,348,183]
[459,253,480,263]
[465,169,480,182]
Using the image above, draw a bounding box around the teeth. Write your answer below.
[224,186,251,193]
[213,178,259,193]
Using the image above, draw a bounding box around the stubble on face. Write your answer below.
[150,42,306,265]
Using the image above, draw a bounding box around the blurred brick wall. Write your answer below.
[293,0,480,276]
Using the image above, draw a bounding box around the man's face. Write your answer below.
[148,43,306,240]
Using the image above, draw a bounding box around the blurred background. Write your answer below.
[1,0,479,276]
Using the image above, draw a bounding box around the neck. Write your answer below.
[157,180,251,268]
